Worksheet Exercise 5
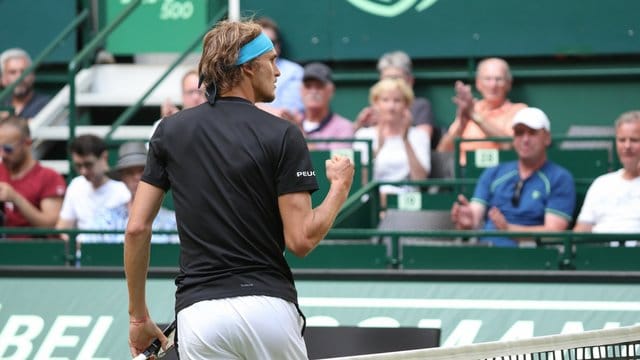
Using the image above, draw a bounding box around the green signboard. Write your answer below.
[1,273,639,359]
[241,0,640,61]
[104,0,209,54]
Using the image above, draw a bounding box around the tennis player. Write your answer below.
[125,19,354,359]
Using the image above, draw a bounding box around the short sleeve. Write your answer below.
[471,166,497,206]
[576,179,599,224]
[275,126,319,196]
[546,168,576,221]
[411,98,434,127]
[58,177,80,221]
[408,127,431,173]
[354,127,375,165]
[142,119,171,190]
[41,168,66,199]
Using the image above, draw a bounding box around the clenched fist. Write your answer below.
[325,155,355,191]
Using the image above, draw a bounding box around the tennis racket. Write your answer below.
[132,320,176,360]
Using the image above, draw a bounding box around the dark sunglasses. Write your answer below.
[1,143,17,154]
[511,179,524,207]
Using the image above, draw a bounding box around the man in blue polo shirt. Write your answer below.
[451,107,575,247]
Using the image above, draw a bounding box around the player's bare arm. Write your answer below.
[280,155,354,257]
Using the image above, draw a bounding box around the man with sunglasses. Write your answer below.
[0,116,65,233]
[450,107,576,247]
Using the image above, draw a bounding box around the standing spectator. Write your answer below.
[255,17,304,117]
[293,62,354,150]
[355,50,438,147]
[0,48,51,119]
[574,110,640,245]
[125,20,354,359]
[451,107,575,247]
[437,57,527,164]
[86,142,177,243]
[0,116,65,233]
[354,78,430,206]
[55,134,130,241]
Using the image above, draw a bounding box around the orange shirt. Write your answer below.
[458,99,527,165]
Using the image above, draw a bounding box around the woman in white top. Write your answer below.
[354,78,430,208]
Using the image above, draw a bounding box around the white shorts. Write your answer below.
[177,295,308,359]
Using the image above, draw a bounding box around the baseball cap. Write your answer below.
[107,142,147,180]
[512,107,551,131]
[303,62,332,84]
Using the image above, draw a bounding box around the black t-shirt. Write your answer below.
[143,97,319,313]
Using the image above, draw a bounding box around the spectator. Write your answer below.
[0,116,65,233]
[574,110,640,245]
[437,57,527,164]
[451,107,575,247]
[255,17,304,117]
[55,134,130,241]
[86,142,177,243]
[149,68,207,140]
[355,50,438,147]
[159,68,207,118]
[291,62,354,150]
[0,48,51,119]
[354,78,430,206]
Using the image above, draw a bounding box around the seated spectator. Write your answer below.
[86,142,178,243]
[255,17,304,117]
[451,107,575,247]
[0,116,65,235]
[159,68,207,118]
[354,78,430,207]
[55,134,130,241]
[574,110,640,246]
[355,50,438,147]
[437,57,527,164]
[150,68,207,139]
[290,62,354,150]
[1,48,51,119]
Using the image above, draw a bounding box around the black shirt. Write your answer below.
[143,97,319,313]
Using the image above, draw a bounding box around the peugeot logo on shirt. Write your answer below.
[296,170,316,177]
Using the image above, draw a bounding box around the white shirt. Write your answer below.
[577,169,640,244]
[59,176,131,240]
[354,127,430,193]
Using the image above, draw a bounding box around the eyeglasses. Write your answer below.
[511,179,524,207]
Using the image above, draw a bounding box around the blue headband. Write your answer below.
[235,32,274,65]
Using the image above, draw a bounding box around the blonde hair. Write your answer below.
[198,20,263,95]
[369,78,414,107]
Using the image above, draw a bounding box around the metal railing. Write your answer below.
[104,5,229,140]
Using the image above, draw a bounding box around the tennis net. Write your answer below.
[323,325,640,360]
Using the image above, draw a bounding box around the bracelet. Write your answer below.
[129,316,148,325]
